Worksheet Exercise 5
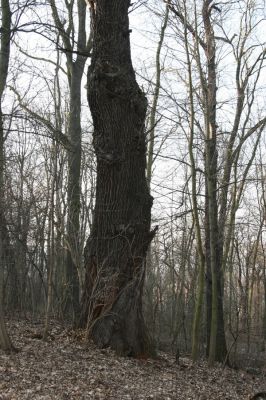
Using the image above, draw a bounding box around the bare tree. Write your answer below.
[0,0,13,351]
[80,0,156,357]
[49,0,92,322]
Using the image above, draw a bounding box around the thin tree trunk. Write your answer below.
[43,144,56,339]
[205,174,212,357]
[0,0,12,351]
[263,254,266,350]
[64,63,83,320]
[146,6,168,187]
[201,0,227,365]
[50,0,91,322]
[183,7,205,360]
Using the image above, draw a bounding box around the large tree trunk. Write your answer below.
[80,0,155,357]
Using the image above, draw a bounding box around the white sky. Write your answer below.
[3,0,266,235]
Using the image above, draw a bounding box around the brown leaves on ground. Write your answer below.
[0,319,265,399]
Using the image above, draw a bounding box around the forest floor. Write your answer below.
[0,319,265,400]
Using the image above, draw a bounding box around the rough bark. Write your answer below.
[80,0,155,357]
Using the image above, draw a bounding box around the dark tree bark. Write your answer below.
[80,0,155,357]
[205,173,212,357]
[50,0,92,322]
[202,0,227,365]
[0,0,13,351]
[64,58,84,320]
[167,0,228,363]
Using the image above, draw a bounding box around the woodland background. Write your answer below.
[0,0,266,373]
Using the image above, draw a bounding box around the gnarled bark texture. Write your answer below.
[80,0,155,357]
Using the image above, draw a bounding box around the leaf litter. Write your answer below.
[0,319,265,399]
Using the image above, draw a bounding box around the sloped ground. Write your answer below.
[0,319,265,399]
